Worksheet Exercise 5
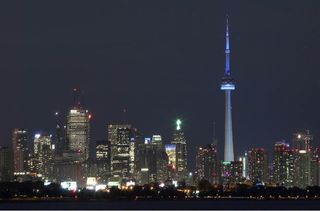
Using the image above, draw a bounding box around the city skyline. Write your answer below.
[1,0,320,169]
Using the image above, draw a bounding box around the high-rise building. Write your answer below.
[171,119,187,182]
[220,17,236,162]
[0,146,13,182]
[108,124,139,179]
[135,135,168,185]
[32,133,53,179]
[292,131,312,188]
[12,128,29,174]
[66,107,90,161]
[221,161,243,185]
[238,151,249,180]
[54,112,67,156]
[248,148,269,184]
[52,152,85,186]
[310,148,320,186]
[272,141,294,187]
[96,140,111,183]
[151,135,169,183]
[294,149,311,188]
[196,144,220,184]
[165,143,176,179]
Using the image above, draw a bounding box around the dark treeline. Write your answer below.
[1,180,320,200]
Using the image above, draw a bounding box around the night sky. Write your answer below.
[0,1,320,169]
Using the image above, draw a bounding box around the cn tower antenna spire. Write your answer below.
[225,15,231,76]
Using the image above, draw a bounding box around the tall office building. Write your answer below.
[238,151,249,180]
[108,124,140,179]
[32,133,53,179]
[292,131,312,188]
[294,150,311,188]
[165,143,177,179]
[0,146,13,182]
[54,112,67,156]
[171,119,187,182]
[12,128,29,174]
[135,136,168,184]
[151,135,169,183]
[310,148,320,186]
[96,140,111,182]
[272,141,294,187]
[66,106,90,161]
[248,148,269,184]
[196,144,220,184]
[220,17,236,162]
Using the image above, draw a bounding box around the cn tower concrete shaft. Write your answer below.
[224,89,234,161]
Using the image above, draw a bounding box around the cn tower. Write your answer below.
[220,16,235,161]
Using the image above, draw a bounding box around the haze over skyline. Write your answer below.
[0,0,320,169]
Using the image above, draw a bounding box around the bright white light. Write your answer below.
[51,144,55,150]
[299,150,307,154]
[86,177,97,186]
[61,181,77,191]
[298,134,302,139]
[35,134,41,139]
[70,109,79,114]
[126,181,135,187]
[95,184,107,191]
[159,183,165,188]
[141,168,149,172]
[144,138,151,144]
[220,83,235,90]
[176,119,181,130]
[86,186,94,190]
[173,180,178,187]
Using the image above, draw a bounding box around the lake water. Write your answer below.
[1,199,320,210]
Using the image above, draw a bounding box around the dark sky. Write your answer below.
[0,0,320,169]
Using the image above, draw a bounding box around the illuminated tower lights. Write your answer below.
[171,119,187,181]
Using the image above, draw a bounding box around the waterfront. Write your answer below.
[1,199,320,210]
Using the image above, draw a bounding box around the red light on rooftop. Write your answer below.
[88,114,92,120]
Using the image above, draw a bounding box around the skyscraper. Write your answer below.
[0,146,13,182]
[238,151,249,180]
[171,119,187,182]
[248,148,269,184]
[66,106,90,161]
[108,124,140,179]
[220,17,236,162]
[54,112,67,156]
[272,141,294,187]
[135,135,168,185]
[12,128,29,174]
[196,144,220,184]
[294,150,311,188]
[310,148,320,186]
[292,131,312,188]
[165,143,177,179]
[32,133,53,179]
[96,140,111,183]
